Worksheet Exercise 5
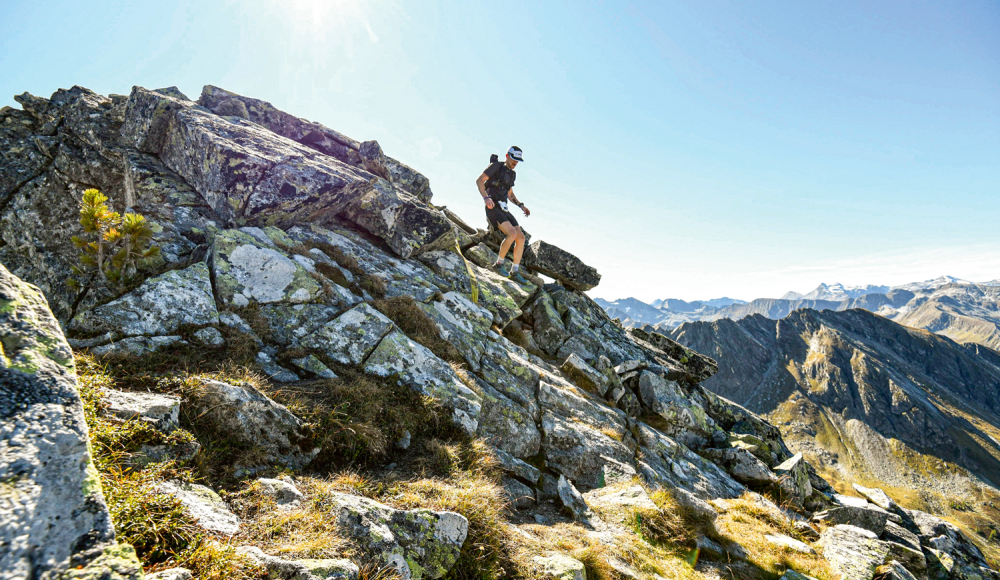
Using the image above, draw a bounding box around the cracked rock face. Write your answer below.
[299,302,394,365]
[69,261,218,337]
[324,492,468,579]
[210,229,322,307]
[0,264,142,580]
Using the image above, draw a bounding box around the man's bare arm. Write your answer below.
[477,173,495,209]
[508,188,530,216]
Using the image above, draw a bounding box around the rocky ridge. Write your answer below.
[1,85,997,579]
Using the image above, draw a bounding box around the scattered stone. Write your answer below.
[820,524,891,580]
[561,353,608,396]
[541,411,634,490]
[699,447,778,486]
[290,354,337,379]
[794,520,820,541]
[158,480,240,536]
[853,483,895,511]
[533,553,587,580]
[525,239,601,291]
[557,475,592,521]
[813,503,889,536]
[145,568,193,580]
[256,351,301,383]
[774,453,812,505]
[192,326,225,347]
[764,533,816,554]
[324,492,468,579]
[396,430,412,450]
[494,447,542,483]
[187,378,317,468]
[697,534,727,560]
[534,514,550,525]
[102,388,181,432]
[128,441,201,468]
[237,546,359,580]
[364,330,482,436]
[876,561,918,580]
[89,335,187,356]
[67,332,114,348]
[257,478,305,508]
[503,477,536,509]
[780,570,818,580]
[299,303,395,365]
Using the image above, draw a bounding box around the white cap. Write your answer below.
[507,146,524,162]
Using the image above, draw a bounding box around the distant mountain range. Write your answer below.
[598,276,1000,350]
[668,308,1000,527]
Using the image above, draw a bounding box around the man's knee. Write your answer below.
[504,229,517,241]
[515,228,525,242]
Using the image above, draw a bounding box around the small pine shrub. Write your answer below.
[71,188,159,289]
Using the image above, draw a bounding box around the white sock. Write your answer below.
[511,264,520,273]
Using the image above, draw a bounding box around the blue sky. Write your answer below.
[3,0,998,301]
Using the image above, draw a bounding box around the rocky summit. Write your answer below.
[1,85,997,580]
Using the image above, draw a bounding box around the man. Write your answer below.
[476,145,531,284]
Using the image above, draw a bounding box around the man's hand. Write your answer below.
[521,205,530,216]
[484,197,495,209]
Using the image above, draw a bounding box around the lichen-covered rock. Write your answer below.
[238,546,359,580]
[493,447,541,483]
[852,483,894,511]
[145,567,193,580]
[503,477,536,509]
[364,330,482,436]
[699,447,778,486]
[187,378,318,468]
[418,249,532,328]
[290,354,337,379]
[528,291,571,355]
[638,370,718,447]
[89,335,187,356]
[541,411,634,490]
[286,224,445,302]
[538,377,628,436]
[256,477,305,508]
[820,524,891,580]
[560,353,608,396]
[533,553,587,580]
[696,385,791,465]
[634,421,745,502]
[299,303,394,365]
[474,378,541,458]
[325,492,468,579]
[122,86,375,226]
[557,475,592,521]
[69,261,219,337]
[210,229,322,307]
[764,533,815,554]
[158,480,241,536]
[813,503,889,536]
[198,85,433,202]
[256,350,301,383]
[627,327,718,383]
[774,452,812,505]
[341,178,454,259]
[192,326,225,346]
[478,336,543,422]
[101,388,181,432]
[525,239,600,291]
[419,291,493,371]
[0,264,142,579]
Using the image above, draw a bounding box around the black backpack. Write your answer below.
[485,154,511,192]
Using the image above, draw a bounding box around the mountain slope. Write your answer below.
[669,308,1000,511]
[885,284,1000,350]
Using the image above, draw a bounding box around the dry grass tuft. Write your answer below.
[713,493,834,580]
[372,296,465,364]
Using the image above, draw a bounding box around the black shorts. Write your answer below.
[485,204,518,229]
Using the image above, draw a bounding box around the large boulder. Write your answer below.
[699,447,778,486]
[209,229,323,307]
[774,453,813,505]
[418,291,494,372]
[198,85,434,202]
[299,303,395,365]
[820,525,891,580]
[121,86,375,227]
[187,378,318,469]
[525,240,600,291]
[324,492,468,579]
[69,262,219,338]
[0,264,143,579]
[540,411,634,490]
[341,178,454,259]
[637,370,719,447]
[364,330,482,436]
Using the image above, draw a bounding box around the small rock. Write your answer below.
[90,335,187,356]
[557,475,592,521]
[192,326,225,347]
[534,514,550,525]
[780,570,819,580]
[396,430,412,450]
[256,351,301,383]
[876,561,918,580]
[503,478,536,509]
[820,524,891,580]
[764,533,816,554]
[853,483,895,511]
[145,568,193,580]
[794,520,820,541]
[561,353,608,396]
[813,504,889,536]
[256,478,304,508]
[237,546,359,580]
[157,480,240,536]
[696,534,727,560]
[102,389,181,432]
[290,354,337,379]
[774,453,812,505]
[525,239,601,291]
[533,553,587,580]
[700,447,777,486]
[493,447,542,483]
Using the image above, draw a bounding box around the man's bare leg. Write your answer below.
[511,226,526,265]
[496,222,518,264]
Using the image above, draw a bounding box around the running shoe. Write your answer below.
[494,264,511,277]
[510,271,530,285]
